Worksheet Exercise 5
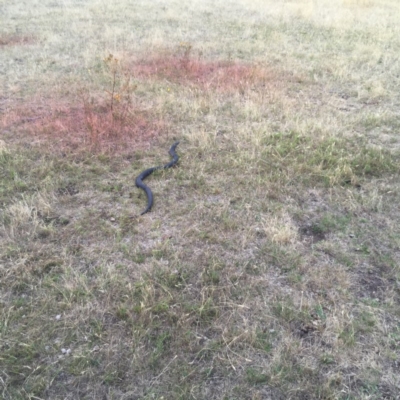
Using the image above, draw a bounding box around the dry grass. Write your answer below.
[1,0,400,399]
[1,50,279,153]
[0,33,36,47]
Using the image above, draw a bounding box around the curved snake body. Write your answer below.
[135,141,180,215]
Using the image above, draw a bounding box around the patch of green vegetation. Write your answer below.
[186,298,219,324]
[151,243,171,260]
[148,331,171,369]
[260,132,399,187]
[272,297,310,325]
[317,236,357,268]
[361,113,400,131]
[254,330,274,353]
[355,310,376,334]
[388,324,400,349]
[87,318,105,342]
[320,353,335,365]
[97,181,124,193]
[245,367,269,385]
[269,359,306,386]
[360,298,380,308]
[259,241,302,273]
[339,323,356,346]
[245,262,263,276]
[131,250,147,264]
[314,304,327,321]
[202,267,221,285]
[68,354,101,376]
[320,213,350,232]
[3,341,40,371]
[152,301,170,315]
[116,306,130,320]
[369,249,397,271]
[0,151,37,203]
[155,266,190,290]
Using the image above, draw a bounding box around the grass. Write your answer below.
[1,0,400,399]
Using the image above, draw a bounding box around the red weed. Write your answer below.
[1,99,168,154]
[0,33,36,46]
[130,55,272,92]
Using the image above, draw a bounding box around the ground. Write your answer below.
[1,0,400,399]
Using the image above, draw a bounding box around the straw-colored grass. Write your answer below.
[1,0,400,399]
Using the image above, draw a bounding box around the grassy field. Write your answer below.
[1,0,400,399]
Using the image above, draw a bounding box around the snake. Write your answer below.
[135,141,180,215]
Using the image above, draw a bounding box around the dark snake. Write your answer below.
[135,141,180,215]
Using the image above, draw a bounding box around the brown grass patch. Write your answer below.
[2,50,282,152]
[0,33,36,46]
[130,51,274,92]
[1,98,168,153]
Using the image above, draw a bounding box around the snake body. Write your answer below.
[135,141,180,215]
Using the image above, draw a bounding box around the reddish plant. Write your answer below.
[1,99,167,154]
[0,33,36,46]
[130,51,272,92]
[1,49,276,152]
